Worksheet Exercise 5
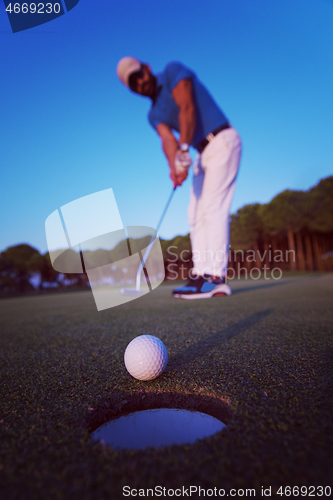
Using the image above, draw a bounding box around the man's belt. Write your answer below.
[196,123,231,153]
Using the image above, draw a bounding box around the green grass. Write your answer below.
[1,274,333,499]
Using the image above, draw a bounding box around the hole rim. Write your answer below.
[87,391,233,436]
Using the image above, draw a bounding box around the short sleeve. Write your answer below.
[164,62,195,92]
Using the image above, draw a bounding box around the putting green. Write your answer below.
[1,274,332,499]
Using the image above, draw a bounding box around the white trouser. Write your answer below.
[188,127,242,278]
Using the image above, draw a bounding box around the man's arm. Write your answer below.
[156,123,178,169]
[156,78,196,187]
[156,123,181,187]
[172,78,196,145]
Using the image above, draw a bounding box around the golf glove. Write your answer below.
[174,146,192,174]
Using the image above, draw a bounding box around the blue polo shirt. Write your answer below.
[148,61,229,148]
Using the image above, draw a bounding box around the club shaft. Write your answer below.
[135,187,176,290]
[156,187,176,234]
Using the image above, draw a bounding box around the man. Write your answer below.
[117,57,241,299]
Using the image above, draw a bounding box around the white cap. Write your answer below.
[116,57,141,87]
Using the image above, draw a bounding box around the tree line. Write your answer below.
[1,176,332,295]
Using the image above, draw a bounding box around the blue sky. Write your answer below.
[1,0,332,254]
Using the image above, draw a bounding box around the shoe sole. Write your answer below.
[173,284,232,300]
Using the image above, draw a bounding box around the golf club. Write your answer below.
[120,187,176,295]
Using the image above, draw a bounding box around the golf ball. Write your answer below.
[124,335,168,381]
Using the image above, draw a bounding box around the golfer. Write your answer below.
[117,58,242,299]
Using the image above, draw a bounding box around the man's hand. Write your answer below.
[174,149,192,174]
[170,165,188,188]
[171,148,191,187]
[156,123,191,187]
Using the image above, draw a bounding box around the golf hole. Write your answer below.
[91,408,226,450]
